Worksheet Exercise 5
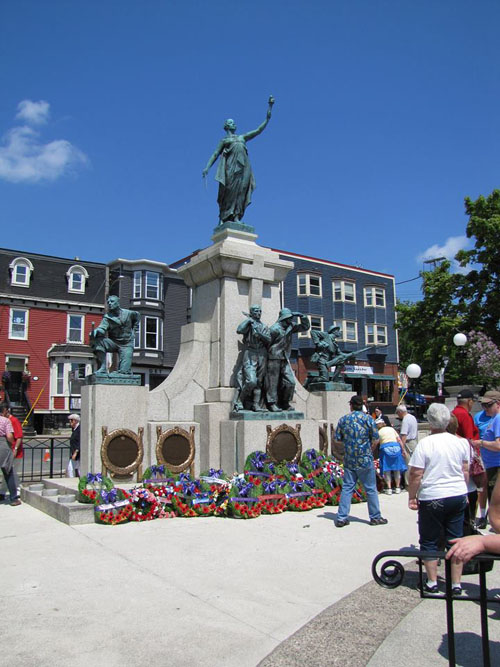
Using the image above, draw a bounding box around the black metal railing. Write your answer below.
[372,548,500,667]
[19,436,71,481]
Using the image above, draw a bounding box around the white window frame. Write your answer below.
[9,257,34,287]
[145,316,160,350]
[67,314,85,343]
[365,324,388,346]
[133,271,142,299]
[145,271,160,300]
[364,286,386,308]
[334,319,358,343]
[9,308,29,340]
[298,315,324,338]
[66,265,89,294]
[134,318,141,349]
[297,273,322,298]
[332,279,356,303]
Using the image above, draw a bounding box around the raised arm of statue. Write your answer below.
[243,96,275,142]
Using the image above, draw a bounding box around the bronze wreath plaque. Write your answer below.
[101,426,144,479]
[330,423,345,462]
[318,423,328,455]
[155,425,195,475]
[266,423,302,463]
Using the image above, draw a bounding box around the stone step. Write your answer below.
[20,479,94,525]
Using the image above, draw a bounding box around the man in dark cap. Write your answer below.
[266,309,309,411]
[452,389,479,442]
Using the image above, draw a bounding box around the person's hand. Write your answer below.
[408,498,418,510]
[446,535,486,563]
[202,168,208,178]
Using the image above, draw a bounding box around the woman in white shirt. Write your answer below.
[408,403,469,596]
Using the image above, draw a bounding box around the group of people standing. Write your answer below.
[333,388,500,595]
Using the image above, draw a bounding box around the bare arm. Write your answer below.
[447,534,500,563]
[202,139,225,177]
[462,460,469,485]
[479,437,500,452]
[408,466,424,510]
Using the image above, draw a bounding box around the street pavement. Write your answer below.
[1,489,499,666]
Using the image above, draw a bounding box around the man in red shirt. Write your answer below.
[0,402,23,499]
[452,389,479,441]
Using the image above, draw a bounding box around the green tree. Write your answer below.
[396,261,465,393]
[456,189,500,345]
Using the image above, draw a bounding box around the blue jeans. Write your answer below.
[337,465,382,521]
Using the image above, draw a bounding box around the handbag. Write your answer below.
[469,446,487,489]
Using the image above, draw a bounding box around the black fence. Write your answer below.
[372,547,500,667]
[19,436,71,481]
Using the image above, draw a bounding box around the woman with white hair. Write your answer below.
[408,403,470,595]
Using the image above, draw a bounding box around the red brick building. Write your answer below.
[0,249,106,432]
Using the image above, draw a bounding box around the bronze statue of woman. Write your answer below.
[202,96,275,224]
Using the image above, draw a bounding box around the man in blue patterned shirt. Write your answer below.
[334,395,387,527]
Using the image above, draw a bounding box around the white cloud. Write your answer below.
[417,235,470,267]
[16,99,50,125]
[0,101,88,183]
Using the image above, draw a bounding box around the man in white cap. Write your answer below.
[395,404,418,487]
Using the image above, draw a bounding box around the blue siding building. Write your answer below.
[272,249,399,405]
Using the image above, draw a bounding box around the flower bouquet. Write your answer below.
[244,451,275,475]
[190,494,217,517]
[199,468,230,494]
[171,493,199,517]
[245,471,271,498]
[310,488,328,508]
[300,449,327,477]
[259,493,288,514]
[227,496,262,519]
[94,488,132,525]
[78,472,114,504]
[286,491,314,511]
[129,487,161,521]
[142,464,176,486]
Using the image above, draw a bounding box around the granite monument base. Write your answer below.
[81,383,148,476]
[220,418,321,474]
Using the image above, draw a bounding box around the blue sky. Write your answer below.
[1,1,499,301]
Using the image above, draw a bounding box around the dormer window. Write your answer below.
[10,257,34,287]
[67,265,89,294]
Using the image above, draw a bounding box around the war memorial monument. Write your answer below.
[80,98,355,478]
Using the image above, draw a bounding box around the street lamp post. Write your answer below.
[406,363,422,419]
[453,333,468,385]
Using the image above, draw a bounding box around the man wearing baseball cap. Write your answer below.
[452,389,479,442]
[475,391,500,523]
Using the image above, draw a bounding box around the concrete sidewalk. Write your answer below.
[1,491,498,666]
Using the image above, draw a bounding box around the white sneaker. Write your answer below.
[394,488,401,494]
[384,489,392,495]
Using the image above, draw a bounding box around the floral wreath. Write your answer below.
[94,488,132,525]
[78,473,114,504]
[129,487,161,521]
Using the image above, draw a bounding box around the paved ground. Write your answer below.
[2,489,499,666]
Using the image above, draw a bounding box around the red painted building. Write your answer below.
[0,249,106,432]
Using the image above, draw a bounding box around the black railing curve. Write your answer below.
[372,548,500,667]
